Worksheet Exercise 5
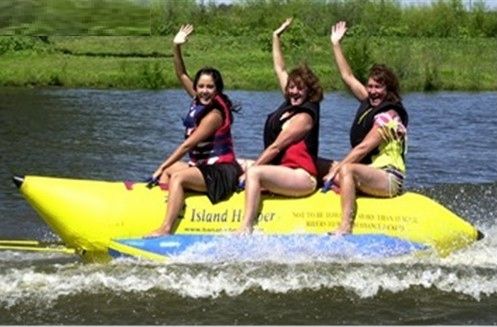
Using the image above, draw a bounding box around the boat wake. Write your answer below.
[112,234,427,263]
[1,224,496,308]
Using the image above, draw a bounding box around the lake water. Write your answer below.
[0,87,496,324]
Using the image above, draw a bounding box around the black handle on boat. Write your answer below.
[144,176,159,189]
[12,175,25,188]
[321,179,333,193]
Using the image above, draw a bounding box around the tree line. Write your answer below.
[1,0,496,38]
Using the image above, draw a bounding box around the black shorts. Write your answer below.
[197,162,243,204]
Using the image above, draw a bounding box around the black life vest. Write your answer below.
[349,100,408,164]
[263,100,320,165]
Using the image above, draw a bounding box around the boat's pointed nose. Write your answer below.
[12,175,25,188]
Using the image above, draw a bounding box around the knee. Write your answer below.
[338,163,354,177]
[169,171,186,187]
[338,163,363,187]
[159,167,173,183]
[245,166,262,183]
[238,159,255,173]
[158,172,169,183]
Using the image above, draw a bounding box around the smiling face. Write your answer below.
[366,77,388,107]
[286,78,309,106]
[195,74,217,105]
[366,64,401,106]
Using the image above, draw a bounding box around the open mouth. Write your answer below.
[290,95,303,104]
[199,94,213,104]
[369,95,383,106]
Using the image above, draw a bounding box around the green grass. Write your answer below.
[1,35,496,91]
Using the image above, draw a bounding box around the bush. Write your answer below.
[0,36,51,55]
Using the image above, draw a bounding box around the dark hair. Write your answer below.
[194,66,240,113]
[193,67,224,93]
[369,64,401,102]
[285,63,324,103]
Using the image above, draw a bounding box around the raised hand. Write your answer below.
[274,17,293,37]
[173,24,194,45]
[330,21,347,45]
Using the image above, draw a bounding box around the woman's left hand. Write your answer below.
[274,17,293,37]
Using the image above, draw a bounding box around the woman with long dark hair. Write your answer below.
[147,25,241,236]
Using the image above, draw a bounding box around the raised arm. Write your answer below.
[173,24,195,97]
[330,21,368,101]
[272,18,293,94]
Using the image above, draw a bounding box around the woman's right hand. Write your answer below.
[274,17,293,37]
[322,172,335,187]
[152,165,165,181]
[323,161,340,184]
[173,24,194,45]
[330,21,347,45]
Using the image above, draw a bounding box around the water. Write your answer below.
[1,87,496,324]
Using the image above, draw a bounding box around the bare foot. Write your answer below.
[327,226,351,236]
[145,227,171,238]
[235,226,253,235]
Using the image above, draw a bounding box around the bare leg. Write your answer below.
[332,163,391,235]
[158,161,190,185]
[148,167,206,236]
[335,164,356,234]
[237,165,317,234]
[237,167,262,234]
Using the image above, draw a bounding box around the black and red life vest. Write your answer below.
[263,100,320,176]
[183,94,236,165]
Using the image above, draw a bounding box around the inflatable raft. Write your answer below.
[12,175,483,262]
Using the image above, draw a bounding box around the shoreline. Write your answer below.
[1,35,496,92]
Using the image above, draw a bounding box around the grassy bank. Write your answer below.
[0,34,496,91]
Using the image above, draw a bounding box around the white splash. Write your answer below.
[1,227,496,307]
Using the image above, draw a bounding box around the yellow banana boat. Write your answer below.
[12,175,483,262]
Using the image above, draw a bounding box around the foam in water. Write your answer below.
[152,234,424,264]
[1,227,496,307]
